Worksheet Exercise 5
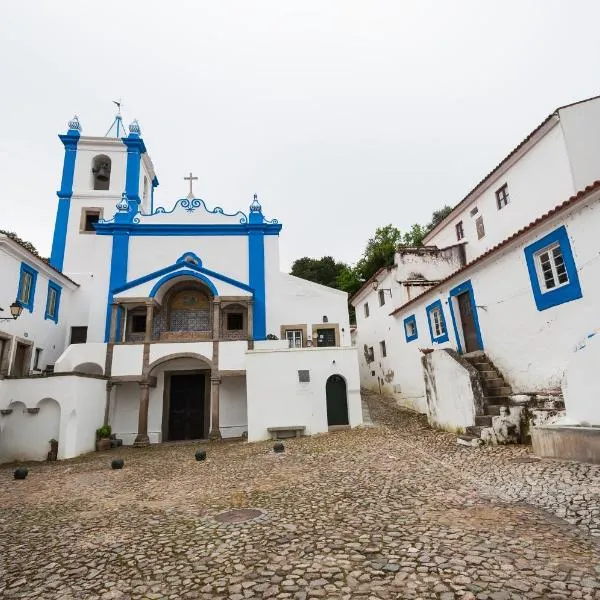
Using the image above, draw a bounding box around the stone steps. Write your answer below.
[458,352,515,446]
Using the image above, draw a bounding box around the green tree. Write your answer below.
[335,264,363,297]
[356,224,402,281]
[401,223,427,247]
[290,256,347,289]
[427,205,453,232]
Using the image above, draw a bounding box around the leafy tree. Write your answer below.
[290,256,347,289]
[401,223,427,247]
[335,264,363,297]
[356,225,402,281]
[427,205,453,232]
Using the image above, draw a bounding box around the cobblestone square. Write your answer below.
[1,395,599,599]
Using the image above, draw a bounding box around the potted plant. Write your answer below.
[47,438,58,461]
[96,425,112,452]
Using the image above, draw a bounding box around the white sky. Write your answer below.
[1,1,599,270]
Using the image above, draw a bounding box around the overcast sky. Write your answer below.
[1,1,599,270]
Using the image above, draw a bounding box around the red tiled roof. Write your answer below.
[390,180,600,316]
[423,94,600,243]
[0,234,79,287]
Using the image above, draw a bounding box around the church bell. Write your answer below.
[94,163,110,182]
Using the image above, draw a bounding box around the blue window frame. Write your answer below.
[524,225,582,311]
[45,281,62,323]
[17,263,38,313]
[403,314,418,342]
[426,299,449,344]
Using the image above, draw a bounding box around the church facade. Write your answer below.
[0,116,361,462]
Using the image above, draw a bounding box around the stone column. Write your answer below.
[212,298,221,341]
[209,375,222,440]
[109,304,119,343]
[247,300,254,340]
[134,382,150,446]
[144,302,154,343]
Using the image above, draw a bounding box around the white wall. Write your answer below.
[559,98,600,191]
[54,342,107,374]
[111,344,144,376]
[422,350,477,431]
[386,191,600,424]
[245,346,362,442]
[220,376,247,438]
[220,341,247,371]
[149,342,214,366]
[0,375,106,462]
[425,120,576,263]
[0,242,76,373]
[127,235,249,285]
[266,272,351,346]
[352,267,428,413]
[562,332,600,425]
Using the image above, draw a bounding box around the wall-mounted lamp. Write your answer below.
[0,301,23,322]
[372,280,392,297]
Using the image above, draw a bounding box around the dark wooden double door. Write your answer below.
[168,374,206,440]
[456,291,481,354]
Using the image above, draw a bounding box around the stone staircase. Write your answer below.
[456,352,514,446]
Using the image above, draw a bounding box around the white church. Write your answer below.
[0,114,361,462]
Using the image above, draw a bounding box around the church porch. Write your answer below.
[108,356,248,446]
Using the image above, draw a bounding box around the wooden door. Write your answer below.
[457,291,481,353]
[168,374,205,440]
[326,375,349,426]
[13,343,29,377]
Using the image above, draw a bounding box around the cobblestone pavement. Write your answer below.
[1,395,600,600]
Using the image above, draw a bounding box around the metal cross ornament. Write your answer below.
[184,172,198,199]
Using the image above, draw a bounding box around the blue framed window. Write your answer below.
[426,299,449,344]
[45,281,62,323]
[403,314,418,342]
[524,225,582,311]
[17,263,38,312]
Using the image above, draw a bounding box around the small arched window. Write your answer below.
[91,154,111,190]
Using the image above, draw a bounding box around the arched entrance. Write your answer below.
[326,374,349,426]
[146,355,213,441]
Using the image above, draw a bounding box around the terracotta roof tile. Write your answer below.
[423,94,600,243]
[390,180,600,316]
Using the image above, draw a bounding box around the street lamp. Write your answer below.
[0,301,23,322]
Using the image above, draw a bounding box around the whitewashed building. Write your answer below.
[352,95,600,460]
[0,114,361,463]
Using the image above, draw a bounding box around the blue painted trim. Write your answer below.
[403,314,418,342]
[17,263,38,313]
[50,131,79,269]
[524,225,582,311]
[425,299,449,344]
[150,176,158,213]
[448,279,484,354]
[104,234,130,342]
[112,260,253,296]
[44,281,62,324]
[94,222,282,237]
[176,252,202,266]
[149,270,219,298]
[249,230,266,340]
[122,134,146,209]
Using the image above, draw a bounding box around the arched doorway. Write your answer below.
[146,354,213,441]
[326,374,349,426]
